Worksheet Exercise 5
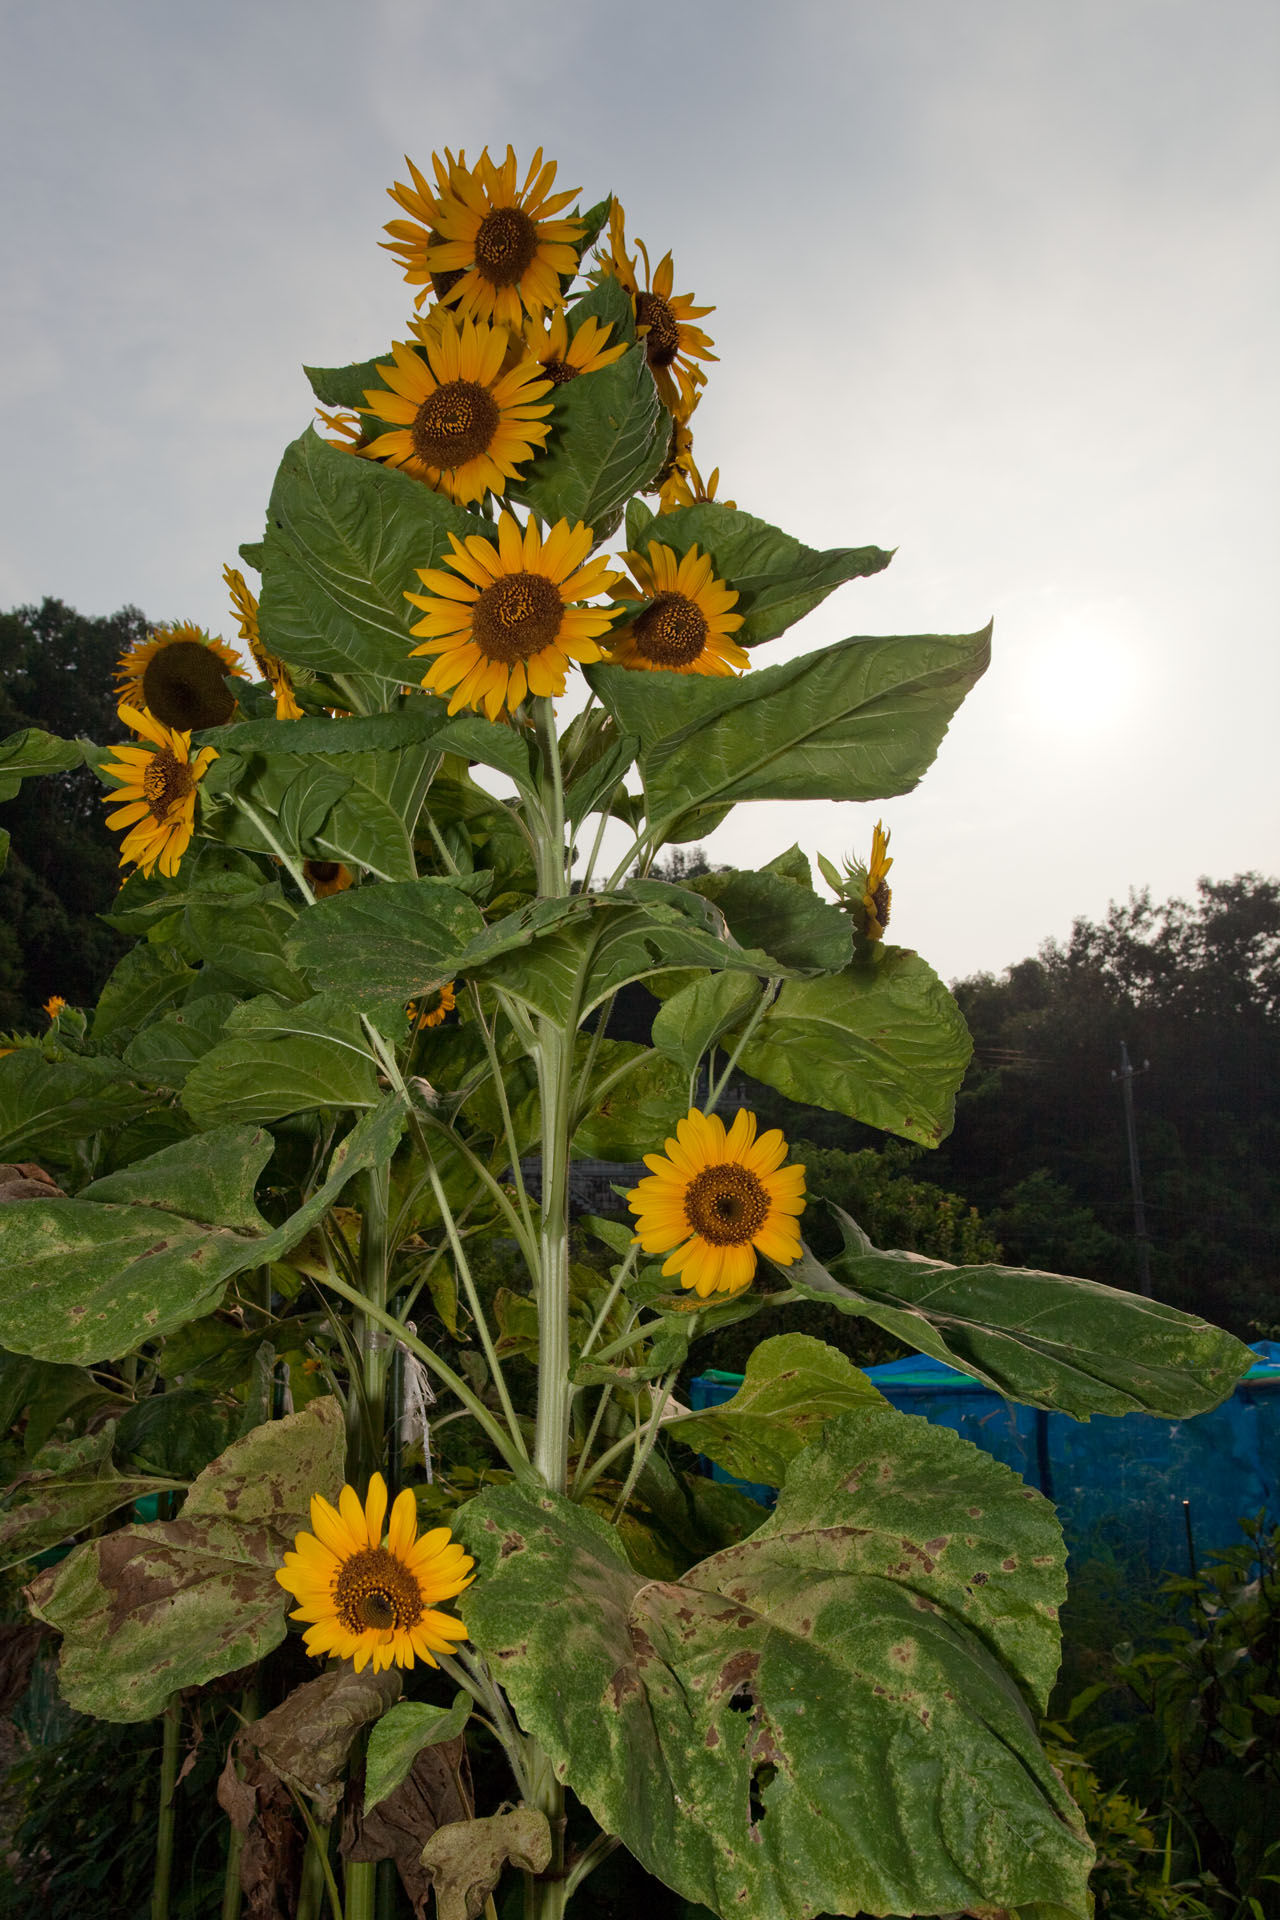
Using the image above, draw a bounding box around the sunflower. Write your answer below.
[606,540,747,677]
[423,981,457,1028]
[116,623,245,731]
[303,860,355,898]
[223,565,303,721]
[361,317,553,506]
[594,203,716,416]
[819,823,893,941]
[102,706,217,879]
[627,1107,806,1298]
[385,146,585,329]
[316,405,365,451]
[42,996,67,1021]
[405,511,623,720]
[522,306,627,387]
[276,1472,473,1675]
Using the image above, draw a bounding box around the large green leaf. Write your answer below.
[0,1426,184,1573]
[89,942,196,1041]
[0,1051,154,1160]
[182,993,383,1128]
[285,878,488,1005]
[364,1694,472,1814]
[122,992,237,1089]
[0,1102,405,1365]
[182,896,309,1000]
[303,352,395,410]
[627,502,894,648]
[650,972,761,1079]
[669,1334,884,1486]
[588,625,991,834]
[256,429,486,681]
[459,1409,1090,1920]
[790,1207,1254,1419]
[509,344,666,537]
[690,868,852,974]
[27,1398,345,1720]
[734,947,973,1147]
[0,727,84,802]
[573,1041,690,1160]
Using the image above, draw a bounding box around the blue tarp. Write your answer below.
[690,1343,1280,1577]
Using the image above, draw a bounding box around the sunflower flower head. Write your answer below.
[522,306,628,387]
[223,565,303,721]
[102,707,217,880]
[42,995,67,1022]
[115,622,245,732]
[606,540,747,678]
[303,860,355,898]
[818,821,894,941]
[594,203,716,417]
[276,1472,473,1675]
[385,146,585,329]
[405,510,623,720]
[361,316,553,507]
[627,1107,806,1298]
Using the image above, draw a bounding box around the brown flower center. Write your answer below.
[141,641,236,731]
[474,206,539,288]
[542,359,578,386]
[142,748,195,825]
[631,591,708,667]
[411,380,501,469]
[472,572,565,665]
[333,1547,424,1636]
[870,880,892,935]
[635,290,681,369]
[684,1163,771,1247]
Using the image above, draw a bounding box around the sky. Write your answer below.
[1,0,1277,982]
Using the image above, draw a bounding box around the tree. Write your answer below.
[0,599,146,1029]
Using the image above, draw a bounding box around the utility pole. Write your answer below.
[1111,1040,1153,1297]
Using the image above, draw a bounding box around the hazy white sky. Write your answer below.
[2,0,1276,980]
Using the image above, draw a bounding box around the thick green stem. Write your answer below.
[293,1822,329,1920]
[533,1015,573,1494]
[523,1745,567,1920]
[150,1694,182,1920]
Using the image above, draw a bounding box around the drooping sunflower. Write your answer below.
[606,540,748,677]
[385,146,585,329]
[594,203,716,416]
[223,565,303,721]
[101,706,218,879]
[628,1108,806,1298]
[115,623,245,731]
[361,317,553,506]
[405,511,623,720]
[303,859,354,898]
[522,306,628,387]
[276,1472,473,1675]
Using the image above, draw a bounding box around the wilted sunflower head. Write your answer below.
[116,623,244,732]
[594,203,716,417]
[818,821,894,941]
[222,565,303,721]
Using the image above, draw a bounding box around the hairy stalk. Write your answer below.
[577,1243,641,1363]
[609,1364,684,1522]
[150,1694,182,1920]
[468,983,538,1251]
[234,797,317,904]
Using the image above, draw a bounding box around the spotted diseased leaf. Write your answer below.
[250,1665,403,1822]
[26,1397,345,1720]
[669,1334,884,1487]
[458,1408,1091,1920]
[0,1425,184,1573]
[419,1805,552,1920]
[789,1207,1254,1419]
[0,1050,155,1161]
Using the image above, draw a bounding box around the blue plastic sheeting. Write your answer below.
[689,1343,1280,1576]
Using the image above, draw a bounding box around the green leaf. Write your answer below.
[89,942,196,1042]
[0,1102,404,1364]
[632,503,894,649]
[671,1334,885,1486]
[509,345,666,538]
[79,1124,276,1231]
[0,727,85,802]
[0,1052,154,1160]
[573,1042,690,1160]
[122,993,237,1089]
[790,1207,1255,1419]
[285,879,487,1005]
[0,1425,184,1573]
[650,972,760,1079]
[458,1409,1090,1920]
[565,269,635,345]
[690,868,852,974]
[27,1398,345,1720]
[257,428,487,681]
[303,353,394,410]
[364,1694,472,1813]
[564,728,640,832]
[735,947,973,1147]
[183,897,309,1000]
[182,993,382,1129]
[588,625,992,834]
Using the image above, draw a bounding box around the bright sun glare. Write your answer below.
[1018,620,1143,741]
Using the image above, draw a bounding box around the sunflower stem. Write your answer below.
[150,1693,182,1920]
[703,977,779,1115]
[233,796,317,905]
[608,1362,685,1523]
[344,1857,376,1920]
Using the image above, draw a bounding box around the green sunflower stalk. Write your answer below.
[2,135,1251,1920]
